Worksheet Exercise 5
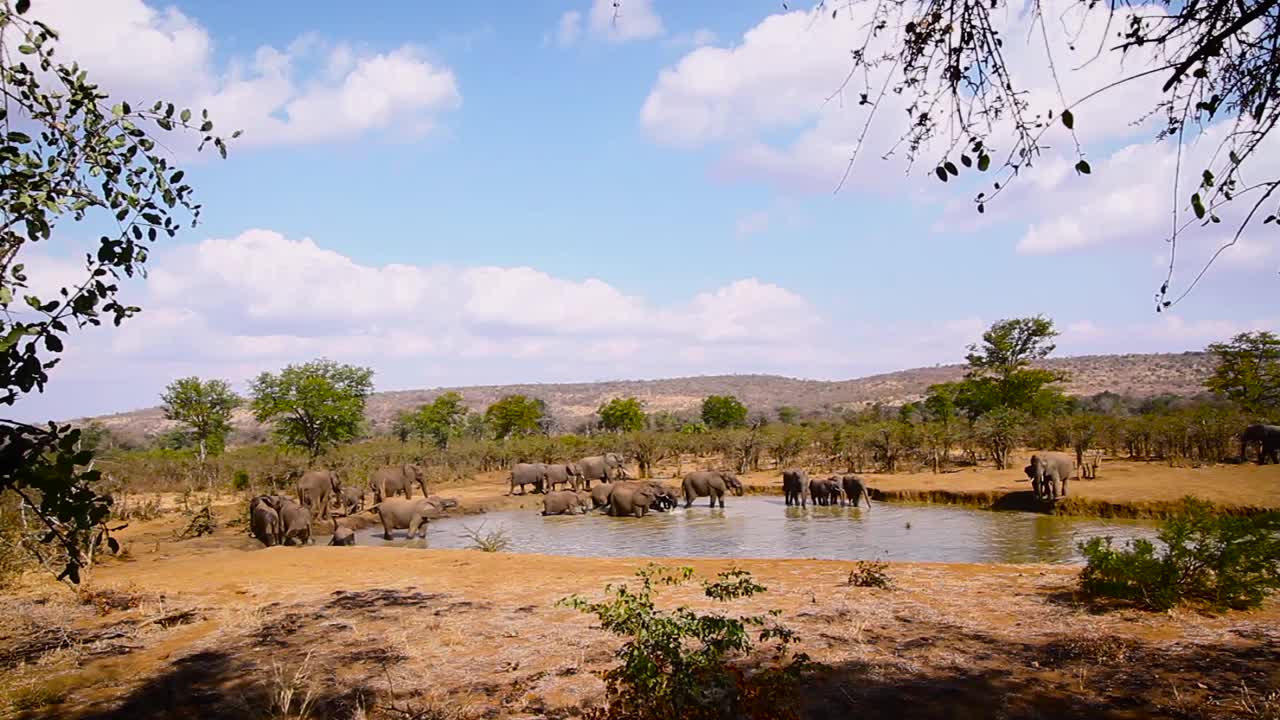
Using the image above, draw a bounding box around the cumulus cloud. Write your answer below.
[555,0,664,46]
[22,0,461,147]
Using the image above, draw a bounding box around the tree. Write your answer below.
[776,406,800,425]
[958,316,1067,418]
[484,395,546,440]
[405,392,468,449]
[779,0,1280,306]
[159,377,238,462]
[249,360,374,462]
[701,395,748,429]
[1205,331,1280,418]
[0,2,234,582]
[598,397,646,433]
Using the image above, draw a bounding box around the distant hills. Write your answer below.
[77,352,1215,447]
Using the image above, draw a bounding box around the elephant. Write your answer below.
[542,490,589,516]
[681,471,743,509]
[590,482,616,509]
[328,517,355,546]
[296,469,340,520]
[544,463,584,492]
[249,495,283,546]
[810,477,842,506]
[578,454,629,488]
[642,482,679,511]
[508,462,547,495]
[782,469,810,507]
[1242,424,1280,465]
[606,482,658,518]
[1029,451,1076,501]
[276,498,314,546]
[839,474,872,509]
[376,497,444,540]
[371,464,427,502]
[338,485,364,515]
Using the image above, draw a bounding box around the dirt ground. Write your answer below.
[2,459,1278,719]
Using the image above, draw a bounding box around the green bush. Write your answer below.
[847,560,894,589]
[561,565,808,720]
[231,470,250,491]
[1079,498,1280,611]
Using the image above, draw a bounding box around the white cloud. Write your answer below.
[556,11,583,47]
[735,211,770,238]
[22,0,461,147]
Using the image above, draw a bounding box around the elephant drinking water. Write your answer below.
[782,469,810,507]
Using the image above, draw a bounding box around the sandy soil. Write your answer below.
[2,460,1278,719]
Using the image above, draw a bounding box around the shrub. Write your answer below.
[847,560,894,589]
[1079,497,1280,611]
[231,470,250,491]
[561,565,808,720]
[463,522,510,552]
[174,500,218,541]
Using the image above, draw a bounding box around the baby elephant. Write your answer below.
[542,490,589,516]
[338,486,364,515]
[329,517,355,546]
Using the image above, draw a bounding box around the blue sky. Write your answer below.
[11,0,1277,421]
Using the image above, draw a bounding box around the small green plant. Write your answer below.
[561,564,808,720]
[231,470,251,491]
[1079,497,1280,611]
[174,499,218,541]
[463,522,511,552]
[847,560,894,589]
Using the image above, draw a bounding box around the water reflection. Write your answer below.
[357,497,1156,565]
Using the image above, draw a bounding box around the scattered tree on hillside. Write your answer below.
[928,316,1067,421]
[485,395,546,440]
[0,1,235,581]
[598,397,646,433]
[249,360,374,462]
[1205,331,1280,418]
[160,377,239,462]
[401,392,468,449]
[702,395,749,429]
[776,406,800,425]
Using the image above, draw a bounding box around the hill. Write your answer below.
[76,352,1215,447]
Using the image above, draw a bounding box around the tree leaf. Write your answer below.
[1191,193,1206,219]
[944,161,958,176]
[18,44,36,55]
[961,154,972,167]
[16,0,31,13]
[1075,160,1091,175]
[977,154,990,171]
[935,167,949,182]
[180,108,192,123]
[44,334,63,352]
[1061,110,1074,129]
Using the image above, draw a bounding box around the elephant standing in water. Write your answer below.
[1242,424,1280,464]
[371,464,427,502]
[508,463,547,495]
[606,482,658,517]
[328,517,355,546]
[542,490,589,515]
[296,469,340,520]
[1028,452,1076,501]
[681,471,743,509]
[782,469,810,507]
[376,497,446,540]
[839,474,872,509]
[338,486,364,515]
[249,495,283,546]
[809,477,841,506]
[276,498,314,545]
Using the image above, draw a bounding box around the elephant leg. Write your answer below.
[381,519,393,541]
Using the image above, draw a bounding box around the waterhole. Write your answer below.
[355,497,1157,565]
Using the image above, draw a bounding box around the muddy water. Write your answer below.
[356,497,1158,565]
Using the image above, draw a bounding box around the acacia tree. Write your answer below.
[405,391,468,449]
[0,1,234,581]
[1205,331,1280,418]
[249,360,374,462]
[159,377,238,462]
[484,394,546,440]
[701,395,749,429]
[598,396,646,433]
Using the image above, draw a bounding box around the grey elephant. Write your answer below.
[338,485,364,515]
[607,482,658,517]
[578,454,629,488]
[575,489,595,510]
[249,495,283,546]
[590,482,616,509]
[1029,451,1076,501]
[296,469,340,520]
[376,497,444,540]
[371,464,427,502]
[810,477,841,506]
[542,490,589,516]
[276,498,313,546]
[544,463,584,492]
[681,471,743,509]
[508,462,547,495]
[782,469,810,507]
[1242,423,1280,464]
[839,474,872,509]
[328,517,355,546]
[643,481,679,511]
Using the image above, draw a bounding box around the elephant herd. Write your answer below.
[539,470,746,517]
[250,463,456,547]
[782,470,872,509]
[508,453,628,495]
